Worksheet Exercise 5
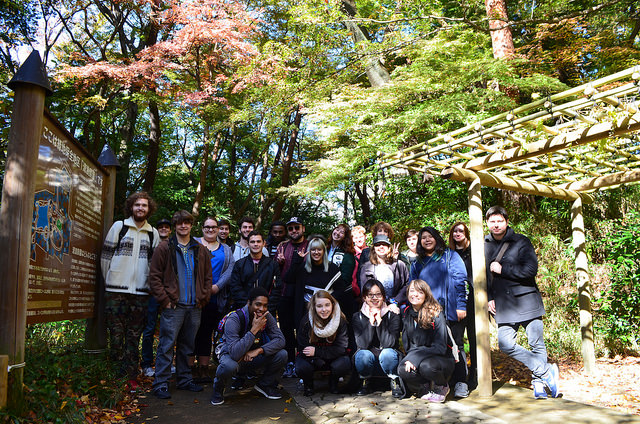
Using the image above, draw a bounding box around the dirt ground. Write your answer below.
[491,351,640,415]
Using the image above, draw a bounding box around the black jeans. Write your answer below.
[277,296,297,362]
[398,353,454,395]
[295,355,351,384]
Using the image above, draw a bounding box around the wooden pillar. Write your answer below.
[84,145,119,352]
[571,197,596,374]
[468,178,492,397]
[0,355,8,408]
[0,51,51,409]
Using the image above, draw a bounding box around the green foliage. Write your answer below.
[595,211,640,355]
[293,27,566,195]
[0,321,125,423]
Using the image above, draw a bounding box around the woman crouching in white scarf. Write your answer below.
[295,290,350,396]
[352,278,404,398]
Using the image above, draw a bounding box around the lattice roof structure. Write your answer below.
[379,66,640,201]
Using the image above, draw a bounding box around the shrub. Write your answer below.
[595,211,640,355]
[0,321,126,423]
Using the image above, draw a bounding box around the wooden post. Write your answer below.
[0,51,51,409]
[571,197,596,374]
[468,177,492,397]
[84,145,120,352]
[0,355,8,408]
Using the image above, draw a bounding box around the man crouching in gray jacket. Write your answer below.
[211,286,287,405]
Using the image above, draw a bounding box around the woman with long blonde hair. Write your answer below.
[295,290,350,396]
[398,279,455,402]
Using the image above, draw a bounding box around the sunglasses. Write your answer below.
[288,225,301,231]
[203,225,218,230]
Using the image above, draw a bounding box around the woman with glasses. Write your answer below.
[410,226,469,398]
[327,224,358,317]
[398,279,455,402]
[296,290,350,396]
[190,216,236,383]
[359,234,409,308]
[293,237,342,323]
[352,279,404,398]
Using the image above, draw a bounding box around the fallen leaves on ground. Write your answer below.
[491,350,640,415]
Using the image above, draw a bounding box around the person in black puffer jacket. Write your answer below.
[398,279,455,403]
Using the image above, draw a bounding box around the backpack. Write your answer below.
[115,220,155,261]
[214,308,270,359]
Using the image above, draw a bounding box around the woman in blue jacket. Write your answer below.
[410,226,469,398]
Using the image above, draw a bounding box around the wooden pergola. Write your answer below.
[379,65,640,397]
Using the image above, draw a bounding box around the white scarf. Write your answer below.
[360,302,389,326]
[309,302,342,339]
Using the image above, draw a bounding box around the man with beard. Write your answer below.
[233,216,268,260]
[101,191,160,389]
[275,217,309,377]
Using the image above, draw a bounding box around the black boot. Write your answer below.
[356,378,369,396]
[198,364,213,384]
[329,376,339,394]
[303,380,314,397]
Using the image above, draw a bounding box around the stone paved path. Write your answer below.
[281,378,640,424]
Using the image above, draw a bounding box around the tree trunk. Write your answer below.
[115,100,138,216]
[272,108,302,220]
[257,148,272,228]
[192,123,212,217]
[354,182,371,226]
[485,0,515,59]
[340,0,389,87]
[142,99,160,193]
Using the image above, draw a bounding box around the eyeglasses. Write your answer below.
[366,293,383,299]
[203,225,218,230]
[288,225,301,231]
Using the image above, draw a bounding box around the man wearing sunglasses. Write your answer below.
[275,217,309,377]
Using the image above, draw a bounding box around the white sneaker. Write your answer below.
[454,382,469,398]
[142,367,155,377]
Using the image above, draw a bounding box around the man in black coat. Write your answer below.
[485,205,560,399]
[229,231,282,315]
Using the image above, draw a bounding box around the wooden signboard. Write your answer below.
[26,110,107,324]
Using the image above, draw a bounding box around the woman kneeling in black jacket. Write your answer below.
[295,290,350,396]
[398,279,455,403]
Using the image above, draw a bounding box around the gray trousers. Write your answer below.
[214,349,287,389]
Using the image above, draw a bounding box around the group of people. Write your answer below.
[100,191,561,409]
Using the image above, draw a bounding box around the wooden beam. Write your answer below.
[0,355,7,408]
[562,169,640,191]
[572,198,596,374]
[468,178,492,397]
[463,112,640,171]
[441,166,591,202]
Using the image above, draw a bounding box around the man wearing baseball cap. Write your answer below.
[275,217,309,377]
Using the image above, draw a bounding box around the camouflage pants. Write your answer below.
[105,292,148,379]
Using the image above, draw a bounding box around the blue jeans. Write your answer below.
[215,349,287,389]
[140,296,159,368]
[498,318,551,383]
[152,305,201,390]
[354,348,400,378]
